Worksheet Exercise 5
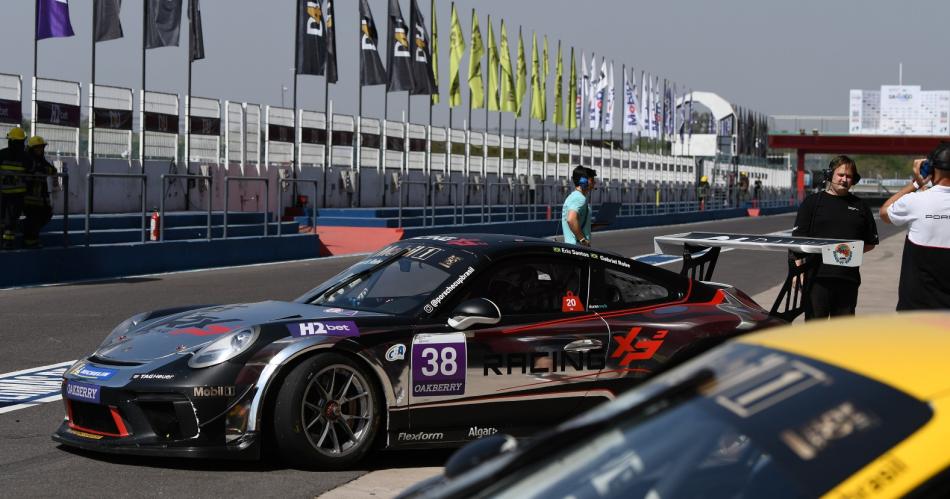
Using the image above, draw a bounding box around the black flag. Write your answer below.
[386,0,414,92]
[359,0,386,86]
[145,0,182,49]
[94,0,123,42]
[408,0,436,96]
[296,0,327,75]
[188,0,204,61]
[325,0,338,83]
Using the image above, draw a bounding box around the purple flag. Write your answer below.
[36,0,75,40]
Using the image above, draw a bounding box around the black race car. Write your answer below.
[53,234,783,468]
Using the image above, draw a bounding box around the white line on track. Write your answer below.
[0,360,75,415]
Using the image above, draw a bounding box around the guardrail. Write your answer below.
[277,178,319,236]
[87,172,147,246]
[160,174,212,242]
[397,177,432,228]
[223,176,269,238]
[3,170,70,247]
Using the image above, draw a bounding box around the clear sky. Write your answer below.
[5,0,949,130]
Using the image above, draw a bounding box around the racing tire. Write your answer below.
[272,353,382,469]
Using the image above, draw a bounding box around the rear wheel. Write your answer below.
[272,353,381,469]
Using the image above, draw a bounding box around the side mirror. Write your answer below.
[443,434,518,479]
[447,298,501,330]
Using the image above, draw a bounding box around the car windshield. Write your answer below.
[306,243,477,315]
[483,344,933,499]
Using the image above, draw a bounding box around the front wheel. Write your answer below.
[272,353,382,469]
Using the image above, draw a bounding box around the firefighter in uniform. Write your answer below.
[0,127,28,249]
[23,136,56,248]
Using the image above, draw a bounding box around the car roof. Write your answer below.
[738,312,950,400]
[402,234,632,261]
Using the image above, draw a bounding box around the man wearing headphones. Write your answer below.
[793,155,878,320]
[880,143,950,310]
[562,165,597,247]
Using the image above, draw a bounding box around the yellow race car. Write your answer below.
[401,313,950,499]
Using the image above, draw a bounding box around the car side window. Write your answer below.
[460,257,585,316]
[588,263,670,310]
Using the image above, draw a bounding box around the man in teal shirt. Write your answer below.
[562,166,597,246]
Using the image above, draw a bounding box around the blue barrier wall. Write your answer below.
[1,235,320,288]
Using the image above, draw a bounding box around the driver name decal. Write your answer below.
[287,321,360,338]
[411,333,467,396]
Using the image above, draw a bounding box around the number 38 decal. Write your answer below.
[411,333,467,397]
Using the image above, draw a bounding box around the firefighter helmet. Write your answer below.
[27,136,47,148]
[6,127,26,141]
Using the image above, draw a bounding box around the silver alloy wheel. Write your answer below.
[301,364,374,457]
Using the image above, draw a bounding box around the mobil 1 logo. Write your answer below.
[411,333,467,397]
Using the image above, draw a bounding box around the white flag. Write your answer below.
[652,75,661,138]
[604,61,615,132]
[641,72,649,137]
[577,51,587,127]
[590,57,607,130]
[588,55,599,130]
[623,68,639,134]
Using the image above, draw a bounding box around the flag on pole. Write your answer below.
[623,68,639,134]
[359,0,386,86]
[590,57,607,130]
[541,36,549,122]
[653,75,661,138]
[409,0,436,96]
[688,89,694,139]
[386,0,413,92]
[325,0,338,83]
[603,61,615,132]
[467,9,484,110]
[577,51,587,128]
[486,17,500,112]
[94,0,123,42]
[145,0,182,49]
[499,20,516,113]
[530,33,543,122]
[296,0,325,75]
[587,54,598,129]
[514,29,526,118]
[565,47,577,130]
[447,3,464,105]
[640,71,648,136]
[188,0,204,62]
[429,0,438,103]
[37,0,75,40]
[553,42,564,127]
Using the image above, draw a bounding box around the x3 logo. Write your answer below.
[611,327,668,367]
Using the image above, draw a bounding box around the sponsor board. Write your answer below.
[65,381,101,404]
[192,386,236,398]
[411,333,467,396]
[287,321,360,338]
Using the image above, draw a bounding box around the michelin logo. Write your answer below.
[427,266,476,312]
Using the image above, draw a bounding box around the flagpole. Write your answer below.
[292,2,300,183]
[185,5,193,211]
[326,73,333,208]
[32,0,38,139]
[141,2,147,173]
[90,1,97,208]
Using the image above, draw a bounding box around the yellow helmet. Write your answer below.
[27,136,47,148]
[6,127,26,141]
[700,175,708,182]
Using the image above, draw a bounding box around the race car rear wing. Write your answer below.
[653,232,865,322]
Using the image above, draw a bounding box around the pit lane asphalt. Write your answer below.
[0,213,902,497]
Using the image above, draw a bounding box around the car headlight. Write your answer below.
[188,327,259,369]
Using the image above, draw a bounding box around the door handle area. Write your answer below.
[564,339,603,352]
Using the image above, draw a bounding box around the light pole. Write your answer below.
[281,85,288,107]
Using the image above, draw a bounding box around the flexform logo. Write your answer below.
[397,431,444,442]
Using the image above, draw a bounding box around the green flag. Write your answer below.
[448,3,464,107]
[530,32,544,122]
[566,47,577,130]
[515,28,527,117]
[541,36,549,122]
[554,41,563,127]
[431,0,439,104]
[486,16,500,112]
[499,20,516,114]
[468,9,484,110]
